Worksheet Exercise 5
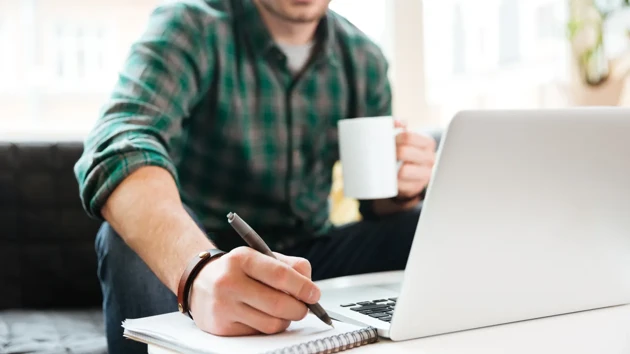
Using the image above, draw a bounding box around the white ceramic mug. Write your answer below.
[337,116,402,200]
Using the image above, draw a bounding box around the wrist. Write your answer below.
[177,249,226,318]
[167,240,215,293]
[165,220,217,294]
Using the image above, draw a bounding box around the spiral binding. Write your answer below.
[264,326,378,354]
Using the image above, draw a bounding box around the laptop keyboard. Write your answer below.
[340,297,397,323]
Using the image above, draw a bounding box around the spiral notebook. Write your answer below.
[122,312,379,354]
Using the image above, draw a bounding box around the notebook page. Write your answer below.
[123,312,368,354]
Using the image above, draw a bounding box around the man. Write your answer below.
[74,0,436,352]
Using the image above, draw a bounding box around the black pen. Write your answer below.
[227,212,334,328]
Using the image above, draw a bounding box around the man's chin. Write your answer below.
[283,15,323,23]
[282,9,328,23]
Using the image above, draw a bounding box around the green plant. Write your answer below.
[567,0,630,85]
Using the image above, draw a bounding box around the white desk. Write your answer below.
[149,271,630,354]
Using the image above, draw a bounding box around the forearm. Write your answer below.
[72,2,218,294]
[102,166,215,294]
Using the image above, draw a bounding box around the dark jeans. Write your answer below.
[95,206,420,354]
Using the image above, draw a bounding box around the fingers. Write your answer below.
[397,180,426,198]
[274,253,312,279]
[209,320,260,337]
[396,131,436,151]
[394,119,408,129]
[395,130,436,198]
[398,163,432,182]
[397,145,435,167]
[191,249,310,338]
[235,303,291,335]
[237,274,309,321]
[235,249,321,304]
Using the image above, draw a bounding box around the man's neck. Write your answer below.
[253,1,320,45]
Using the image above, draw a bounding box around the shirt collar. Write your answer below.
[239,0,339,67]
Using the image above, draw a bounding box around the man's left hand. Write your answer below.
[394,120,436,201]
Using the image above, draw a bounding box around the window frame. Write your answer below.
[46,20,117,94]
[0,18,18,91]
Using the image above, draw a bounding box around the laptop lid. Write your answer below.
[390,108,630,341]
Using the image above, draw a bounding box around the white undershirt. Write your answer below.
[275,41,315,74]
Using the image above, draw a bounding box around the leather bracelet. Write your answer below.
[177,249,226,319]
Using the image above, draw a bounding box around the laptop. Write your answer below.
[320,108,630,341]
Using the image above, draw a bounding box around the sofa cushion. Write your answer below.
[0,141,103,310]
[0,310,106,354]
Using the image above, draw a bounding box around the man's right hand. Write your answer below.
[189,247,321,336]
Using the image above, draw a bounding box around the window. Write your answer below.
[0,20,6,73]
[498,0,521,65]
[54,24,111,85]
[423,0,571,125]
[603,7,630,57]
[0,18,17,88]
[452,4,467,74]
[329,0,392,60]
[0,1,163,134]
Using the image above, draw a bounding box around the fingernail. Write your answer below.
[308,286,320,302]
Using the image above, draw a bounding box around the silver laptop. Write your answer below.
[320,108,630,341]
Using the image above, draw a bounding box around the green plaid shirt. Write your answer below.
[74,0,391,250]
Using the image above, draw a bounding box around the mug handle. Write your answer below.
[394,127,404,172]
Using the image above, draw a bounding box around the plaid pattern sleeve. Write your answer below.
[73,3,213,219]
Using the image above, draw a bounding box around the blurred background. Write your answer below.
[1,0,630,137]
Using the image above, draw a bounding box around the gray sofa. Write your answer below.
[0,141,107,354]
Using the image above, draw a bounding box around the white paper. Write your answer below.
[123,312,368,354]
